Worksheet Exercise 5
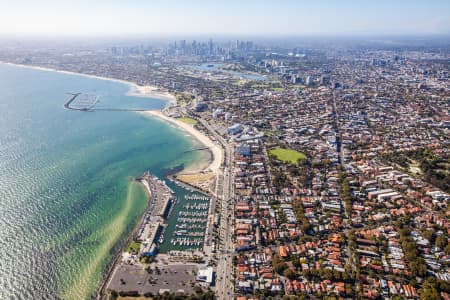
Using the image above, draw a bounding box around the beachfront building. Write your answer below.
[228,123,243,135]
[196,267,214,287]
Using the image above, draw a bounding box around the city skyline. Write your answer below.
[1,0,450,36]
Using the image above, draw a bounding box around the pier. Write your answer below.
[64,92,81,109]
[64,92,155,112]
[64,93,100,111]
[135,172,175,250]
[182,146,210,153]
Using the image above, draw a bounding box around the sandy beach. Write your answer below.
[0,62,220,177]
[0,61,222,299]
[125,84,176,105]
[145,110,222,174]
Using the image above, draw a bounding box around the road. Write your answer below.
[196,117,235,299]
[166,108,235,298]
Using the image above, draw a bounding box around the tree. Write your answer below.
[110,290,118,300]
[273,254,287,274]
[323,268,333,280]
[278,209,288,224]
[398,226,427,278]
[445,243,450,255]
[435,235,448,249]
[332,270,342,281]
[283,268,296,280]
[422,229,435,244]
[419,278,442,300]
[302,269,312,279]
[345,283,354,296]
[274,262,287,274]
[438,280,450,293]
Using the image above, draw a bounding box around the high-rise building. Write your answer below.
[320,75,330,85]
[292,75,302,84]
[208,38,213,55]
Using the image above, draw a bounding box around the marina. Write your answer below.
[159,192,212,252]
[184,194,211,201]
[183,203,209,210]
[0,63,206,300]
[105,174,213,298]
[130,172,213,254]
[178,211,208,217]
[170,237,204,247]
[175,223,205,230]
[134,172,175,257]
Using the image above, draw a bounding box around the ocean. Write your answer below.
[0,63,207,299]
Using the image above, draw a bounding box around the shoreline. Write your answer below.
[1,61,223,299]
[144,110,222,175]
[0,61,177,106]
[0,61,221,175]
[95,179,150,300]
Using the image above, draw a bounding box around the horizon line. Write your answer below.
[1,32,450,38]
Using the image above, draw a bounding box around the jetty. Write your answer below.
[64,92,155,112]
[64,92,81,109]
[64,92,99,111]
[182,146,210,153]
[135,171,175,250]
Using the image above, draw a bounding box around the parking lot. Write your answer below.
[107,263,198,295]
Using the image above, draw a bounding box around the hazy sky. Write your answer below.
[1,0,449,36]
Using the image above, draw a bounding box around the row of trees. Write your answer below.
[421,228,450,253]
[110,287,215,300]
[398,227,427,278]
[292,199,312,234]
[418,277,450,300]
[338,171,352,221]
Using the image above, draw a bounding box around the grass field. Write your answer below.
[125,240,141,254]
[269,147,306,165]
[271,87,284,92]
[178,117,198,125]
[175,92,194,106]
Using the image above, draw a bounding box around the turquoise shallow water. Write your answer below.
[0,64,205,299]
